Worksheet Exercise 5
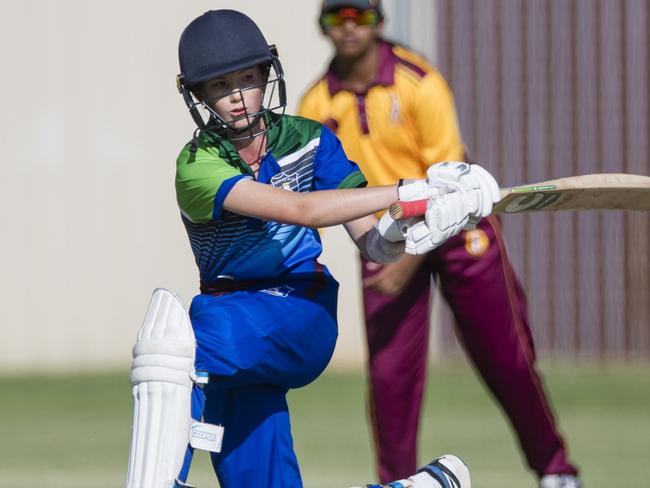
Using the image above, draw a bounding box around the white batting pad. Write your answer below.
[126,288,197,488]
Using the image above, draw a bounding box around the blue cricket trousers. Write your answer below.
[178,274,339,488]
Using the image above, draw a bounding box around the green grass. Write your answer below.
[0,363,648,487]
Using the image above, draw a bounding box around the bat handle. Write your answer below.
[388,199,428,219]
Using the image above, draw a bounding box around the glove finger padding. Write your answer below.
[429,192,470,233]
[426,162,500,219]
[405,220,436,255]
[471,164,501,201]
[398,179,443,202]
[404,192,473,255]
[425,161,471,191]
[467,165,500,217]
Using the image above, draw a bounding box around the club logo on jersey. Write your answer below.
[271,172,299,191]
[464,229,490,257]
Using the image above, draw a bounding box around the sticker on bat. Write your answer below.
[503,192,563,213]
[510,184,557,193]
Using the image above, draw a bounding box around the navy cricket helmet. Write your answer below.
[177,10,286,136]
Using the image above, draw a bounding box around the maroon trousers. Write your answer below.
[362,216,578,483]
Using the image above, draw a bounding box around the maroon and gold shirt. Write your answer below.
[299,39,465,188]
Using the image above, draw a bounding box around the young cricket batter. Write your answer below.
[125,8,501,488]
[299,2,581,488]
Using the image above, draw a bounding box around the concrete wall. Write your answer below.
[0,0,431,372]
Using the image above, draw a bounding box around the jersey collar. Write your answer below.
[200,113,307,181]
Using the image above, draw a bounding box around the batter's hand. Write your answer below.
[382,162,499,255]
[404,190,477,255]
[426,162,500,228]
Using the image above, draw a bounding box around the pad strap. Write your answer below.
[417,461,461,488]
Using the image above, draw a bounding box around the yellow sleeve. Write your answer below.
[297,81,327,123]
[413,71,465,165]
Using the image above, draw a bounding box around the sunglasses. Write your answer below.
[321,8,380,28]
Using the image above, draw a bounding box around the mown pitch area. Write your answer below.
[0,363,648,487]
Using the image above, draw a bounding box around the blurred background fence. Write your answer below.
[433,0,650,360]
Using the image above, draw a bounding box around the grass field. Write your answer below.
[1,363,649,487]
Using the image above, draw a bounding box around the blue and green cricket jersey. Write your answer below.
[175,114,367,286]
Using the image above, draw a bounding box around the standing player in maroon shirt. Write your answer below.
[300,2,581,487]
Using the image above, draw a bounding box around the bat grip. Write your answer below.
[388,199,428,219]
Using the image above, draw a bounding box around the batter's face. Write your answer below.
[323,8,383,59]
[199,66,265,131]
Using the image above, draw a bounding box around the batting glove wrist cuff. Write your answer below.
[365,225,405,263]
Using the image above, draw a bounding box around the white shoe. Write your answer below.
[411,454,471,488]
[352,454,470,488]
[540,474,582,488]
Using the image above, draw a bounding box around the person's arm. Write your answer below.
[176,130,395,229]
[223,178,398,228]
[224,163,499,260]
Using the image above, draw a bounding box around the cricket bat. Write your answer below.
[388,173,650,219]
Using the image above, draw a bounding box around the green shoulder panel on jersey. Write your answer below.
[268,114,323,159]
[270,114,366,189]
[339,171,368,189]
[175,139,243,224]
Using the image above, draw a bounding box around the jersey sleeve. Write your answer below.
[297,81,326,122]
[175,144,250,223]
[413,71,465,164]
[312,125,367,190]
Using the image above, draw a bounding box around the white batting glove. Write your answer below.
[375,178,441,244]
[381,162,499,255]
[404,191,473,255]
[425,162,500,228]
[397,178,445,203]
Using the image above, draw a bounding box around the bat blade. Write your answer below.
[494,173,650,213]
[388,173,650,219]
